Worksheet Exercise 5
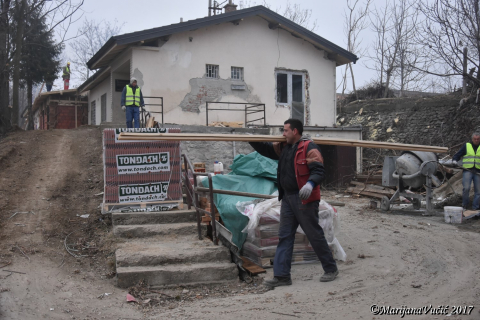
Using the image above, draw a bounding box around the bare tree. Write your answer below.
[238,0,317,31]
[418,0,480,91]
[69,18,124,82]
[341,0,371,100]
[366,0,420,98]
[1,0,83,130]
[366,2,391,96]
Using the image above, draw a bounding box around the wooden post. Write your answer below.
[75,95,77,128]
[463,47,468,95]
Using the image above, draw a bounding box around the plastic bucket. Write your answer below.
[444,206,463,224]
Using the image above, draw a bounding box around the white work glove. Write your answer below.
[452,160,458,167]
[122,106,126,112]
[299,182,314,200]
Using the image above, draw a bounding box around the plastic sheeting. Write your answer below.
[237,198,347,262]
[201,174,277,249]
[229,152,278,180]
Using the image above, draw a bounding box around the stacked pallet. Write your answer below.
[242,215,318,268]
[102,128,183,212]
[199,195,220,223]
[346,181,395,199]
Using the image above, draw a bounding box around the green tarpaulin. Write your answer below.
[229,152,278,180]
[202,152,278,249]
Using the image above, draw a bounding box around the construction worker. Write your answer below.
[62,62,71,90]
[121,77,145,128]
[453,132,480,210]
[249,118,338,289]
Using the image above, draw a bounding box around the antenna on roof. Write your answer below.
[209,0,226,16]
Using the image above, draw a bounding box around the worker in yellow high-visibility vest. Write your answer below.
[453,132,480,210]
[121,77,145,128]
[62,62,70,90]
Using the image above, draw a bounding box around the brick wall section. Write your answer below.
[336,94,480,165]
[55,105,86,129]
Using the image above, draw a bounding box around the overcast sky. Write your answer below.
[59,0,379,92]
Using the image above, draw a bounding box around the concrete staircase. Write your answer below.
[112,209,238,288]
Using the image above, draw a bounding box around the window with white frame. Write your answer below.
[231,67,244,80]
[206,64,219,78]
[275,70,305,122]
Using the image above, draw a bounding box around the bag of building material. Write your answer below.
[237,198,346,261]
[236,196,280,235]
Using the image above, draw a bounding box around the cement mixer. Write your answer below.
[381,151,441,213]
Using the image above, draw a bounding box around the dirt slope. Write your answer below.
[0,128,141,319]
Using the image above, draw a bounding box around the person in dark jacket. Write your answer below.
[452,132,480,210]
[121,77,145,128]
[249,118,338,288]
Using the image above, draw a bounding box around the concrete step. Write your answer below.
[112,209,197,226]
[116,262,238,288]
[113,222,205,238]
[116,240,231,267]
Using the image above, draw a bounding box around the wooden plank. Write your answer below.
[347,186,394,197]
[241,256,266,275]
[350,181,395,194]
[117,133,448,153]
[345,188,386,199]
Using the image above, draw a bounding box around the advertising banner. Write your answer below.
[114,128,169,143]
[116,152,170,174]
[118,182,170,203]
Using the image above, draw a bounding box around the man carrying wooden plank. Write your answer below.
[453,132,480,210]
[249,118,338,289]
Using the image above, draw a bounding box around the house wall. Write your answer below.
[88,75,111,125]
[130,16,337,127]
[111,71,130,124]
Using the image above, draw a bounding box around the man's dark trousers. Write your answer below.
[273,193,337,277]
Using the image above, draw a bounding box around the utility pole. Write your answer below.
[463,47,468,95]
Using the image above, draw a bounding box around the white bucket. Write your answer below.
[444,206,463,224]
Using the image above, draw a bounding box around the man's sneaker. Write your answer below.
[320,269,339,282]
[264,277,292,288]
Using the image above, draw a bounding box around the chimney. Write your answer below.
[224,0,237,13]
[180,17,183,22]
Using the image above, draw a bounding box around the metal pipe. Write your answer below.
[208,173,217,244]
[208,0,212,16]
[196,187,276,199]
[183,156,192,210]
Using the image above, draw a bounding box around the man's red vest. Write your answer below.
[295,140,321,204]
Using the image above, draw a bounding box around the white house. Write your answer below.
[79,4,358,131]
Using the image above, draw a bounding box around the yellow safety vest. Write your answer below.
[125,85,141,107]
[63,66,70,76]
[462,143,480,169]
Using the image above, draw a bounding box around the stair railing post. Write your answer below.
[208,173,217,244]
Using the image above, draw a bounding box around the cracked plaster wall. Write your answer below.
[178,77,261,114]
[129,15,336,126]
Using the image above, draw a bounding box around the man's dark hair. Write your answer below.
[284,118,303,135]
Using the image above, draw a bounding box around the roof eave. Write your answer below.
[87,5,357,69]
